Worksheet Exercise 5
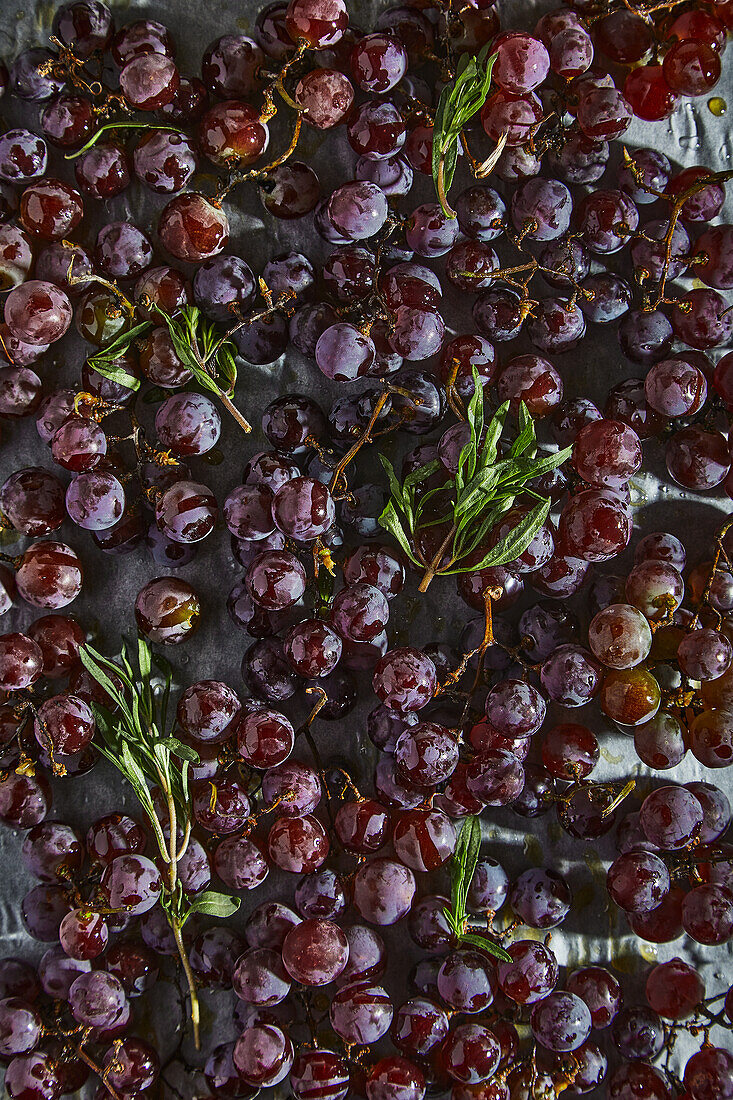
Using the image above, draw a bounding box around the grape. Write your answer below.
[640,786,704,849]
[5,1052,63,1100]
[607,851,670,912]
[510,868,571,929]
[366,1058,425,1100]
[541,723,599,781]
[681,883,733,945]
[684,1047,733,1100]
[280,917,348,986]
[612,1004,664,1060]
[572,420,641,489]
[531,991,592,1052]
[353,857,416,925]
[607,1062,671,1100]
[497,940,558,1005]
[246,550,306,610]
[511,178,571,240]
[5,281,72,346]
[330,981,393,1044]
[541,645,603,707]
[634,712,687,770]
[68,970,127,1029]
[291,1049,350,1100]
[234,1023,293,1088]
[688,710,733,768]
[685,781,731,843]
[0,997,42,1056]
[645,957,705,1019]
[437,950,496,1014]
[566,966,622,1029]
[158,193,229,262]
[293,68,352,131]
[100,853,162,915]
[192,777,251,834]
[233,947,291,1006]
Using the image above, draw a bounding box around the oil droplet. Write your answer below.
[572,883,595,912]
[709,96,727,116]
[601,747,623,766]
[523,834,543,866]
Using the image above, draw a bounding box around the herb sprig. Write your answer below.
[86,320,153,387]
[443,816,511,962]
[432,45,505,219]
[80,640,240,1049]
[86,304,252,434]
[379,371,572,591]
[151,304,251,433]
[64,122,186,161]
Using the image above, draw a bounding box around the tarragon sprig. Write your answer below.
[151,304,252,433]
[443,816,511,962]
[379,370,572,592]
[79,640,240,1049]
[85,320,154,388]
[432,44,503,219]
[84,303,252,433]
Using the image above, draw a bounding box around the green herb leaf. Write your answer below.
[432,48,499,217]
[468,497,551,572]
[86,320,153,389]
[450,815,482,931]
[378,502,421,565]
[160,736,200,764]
[459,932,511,963]
[402,459,442,493]
[479,401,510,469]
[510,402,536,458]
[379,454,405,510]
[182,890,241,924]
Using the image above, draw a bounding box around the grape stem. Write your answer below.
[54,1028,124,1100]
[329,390,391,494]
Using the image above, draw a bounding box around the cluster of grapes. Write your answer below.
[0,0,732,1097]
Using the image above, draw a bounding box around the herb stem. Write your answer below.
[216,388,253,434]
[436,154,457,220]
[164,785,200,1050]
[171,917,200,1050]
[64,122,185,160]
[418,522,458,593]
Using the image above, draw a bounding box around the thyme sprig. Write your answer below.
[379,370,572,591]
[79,640,240,1050]
[432,45,502,219]
[443,816,511,962]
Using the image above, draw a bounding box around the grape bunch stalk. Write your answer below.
[0,0,733,1097]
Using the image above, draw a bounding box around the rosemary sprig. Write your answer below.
[379,370,572,592]
[432,45,502,219]
[79,640,240,1050]
[151,304,252,434]
[443,816,511,962]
